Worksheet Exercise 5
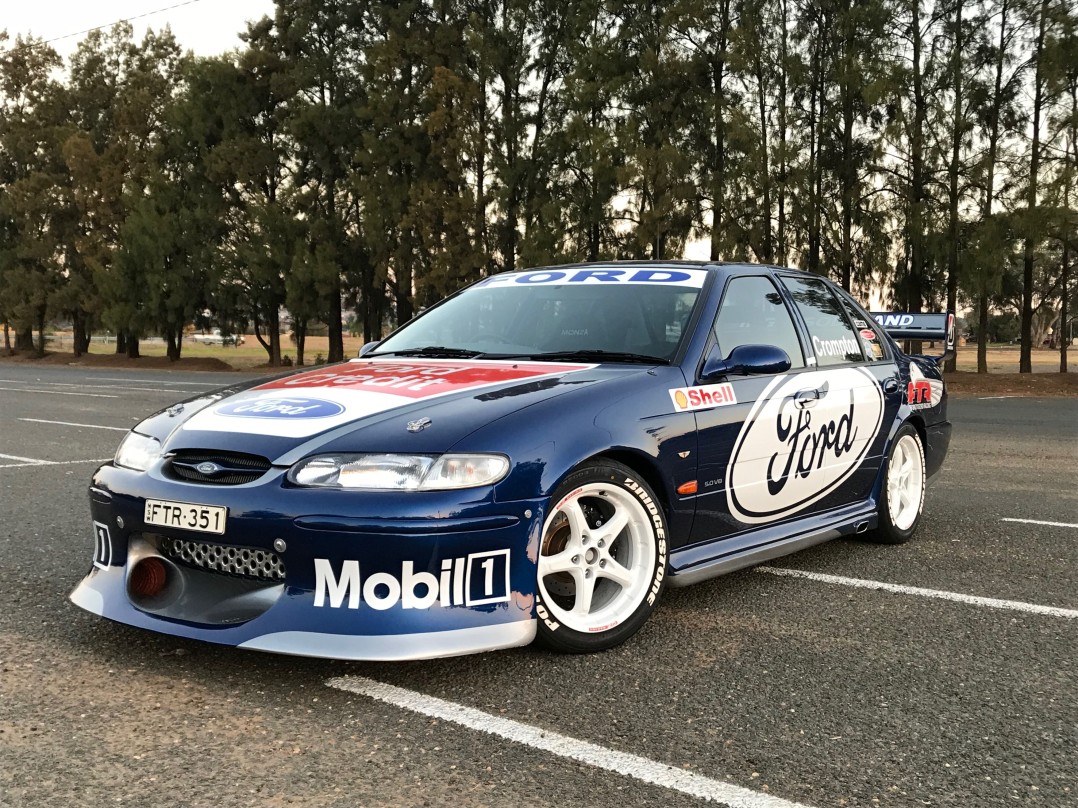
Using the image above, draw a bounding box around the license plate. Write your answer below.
[144,499,228,535]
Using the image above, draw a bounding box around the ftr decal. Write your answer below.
[313,550,511,610]
[669,384,736,412]
[907,363,943,410]
[726,368,885,523]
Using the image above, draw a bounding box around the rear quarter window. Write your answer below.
[779,276,865,366]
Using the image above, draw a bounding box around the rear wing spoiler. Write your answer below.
[870,311,956,365]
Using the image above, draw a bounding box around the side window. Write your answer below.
[714,276,805,369]
[834,289,889,362]
[779,276,865,366]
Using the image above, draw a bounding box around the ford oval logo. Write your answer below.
[217,397,346,419]
[196,462,222,475]
[725,368,884,524]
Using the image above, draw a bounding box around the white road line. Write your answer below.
[0,380,195,394]
[977,395,1019,400]
[327,676,815,808]
[0,453,49,464]
[18,418,128,432]
[98,378,221,386]
[756,567,1078,619]
[0,386,118,398]
[0,458,111,469]
[1001,517,1078,529]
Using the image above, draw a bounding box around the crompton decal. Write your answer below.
[669,384,737,412]
[725,367,885,523]
[313,551,511,610]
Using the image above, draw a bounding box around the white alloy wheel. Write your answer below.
[869,424,926,544]
[886,433,925,531]
[535,462,667,652]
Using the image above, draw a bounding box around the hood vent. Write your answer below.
[166,450,272,486]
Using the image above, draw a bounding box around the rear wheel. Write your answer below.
[869,424,925,544]
[535,461,668,653]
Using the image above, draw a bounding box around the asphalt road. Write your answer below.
[1,365,1075,808]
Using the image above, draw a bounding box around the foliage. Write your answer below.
[0,0,1075,372]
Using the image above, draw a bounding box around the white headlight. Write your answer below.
[422,455,509,490]
[287,453,509,490]
[114,432,161,471]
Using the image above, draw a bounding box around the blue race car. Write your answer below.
[71,262,953,659]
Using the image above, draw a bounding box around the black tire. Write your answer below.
[535,460,669,653]
[868,423,926,545]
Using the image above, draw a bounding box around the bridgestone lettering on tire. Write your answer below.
[536,460,669,653]
[870,423,926,545]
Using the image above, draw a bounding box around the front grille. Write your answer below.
[167,450,272,485]
[159,537,285,581]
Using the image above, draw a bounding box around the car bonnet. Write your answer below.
[153,358,617,462]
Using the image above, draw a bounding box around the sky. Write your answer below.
[2,0,276,59]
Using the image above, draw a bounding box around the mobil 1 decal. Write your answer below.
[725,367,885,523]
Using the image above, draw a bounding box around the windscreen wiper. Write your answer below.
[514,350,670,365]
[366,346,482,359]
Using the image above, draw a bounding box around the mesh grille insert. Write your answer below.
[167,450,272,485]
[159,537,285,581]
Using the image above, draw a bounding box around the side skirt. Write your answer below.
[667,506,879,588]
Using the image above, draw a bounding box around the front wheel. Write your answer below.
[869,424,926,544]
[535,461,669,653]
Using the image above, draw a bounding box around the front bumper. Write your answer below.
[70,463,541,660]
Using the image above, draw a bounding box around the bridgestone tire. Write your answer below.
[535,460,669,653]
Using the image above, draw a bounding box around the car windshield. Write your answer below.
[372,267,707,363]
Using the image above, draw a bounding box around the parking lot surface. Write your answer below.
[1,365,1075,808]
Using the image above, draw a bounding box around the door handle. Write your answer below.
[794,389,820,408]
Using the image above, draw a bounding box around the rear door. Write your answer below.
[690,272,894,544]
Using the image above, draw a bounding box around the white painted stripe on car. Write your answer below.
[19,418,129,432]
[0,386,118,398]
[756,567,1078,619]
[327,675,817,808]
[1000,517,1078,529]
[0,458,112,470]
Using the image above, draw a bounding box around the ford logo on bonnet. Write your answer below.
[217,397,346,419]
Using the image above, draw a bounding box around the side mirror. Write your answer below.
[358,341,381,357]
[701,344,792,380]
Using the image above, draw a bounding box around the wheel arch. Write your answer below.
[581,448,673,523]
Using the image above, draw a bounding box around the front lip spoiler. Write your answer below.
[239,621,536,661]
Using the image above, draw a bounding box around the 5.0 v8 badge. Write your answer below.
[726,368,885,523]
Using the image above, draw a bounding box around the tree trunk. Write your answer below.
[166,328,181,361]
[15,326,34,351]
[35,308,47,357]
[3,322,10,355]
[944,0,965,373]
[116,332,126,355]
[72,311,84,358]
[126,334,140,359]
[294,320,306,366]
[977,292,989,373]
[1020,0,1048,374]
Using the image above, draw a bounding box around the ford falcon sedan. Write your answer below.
[71,261,953,659]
